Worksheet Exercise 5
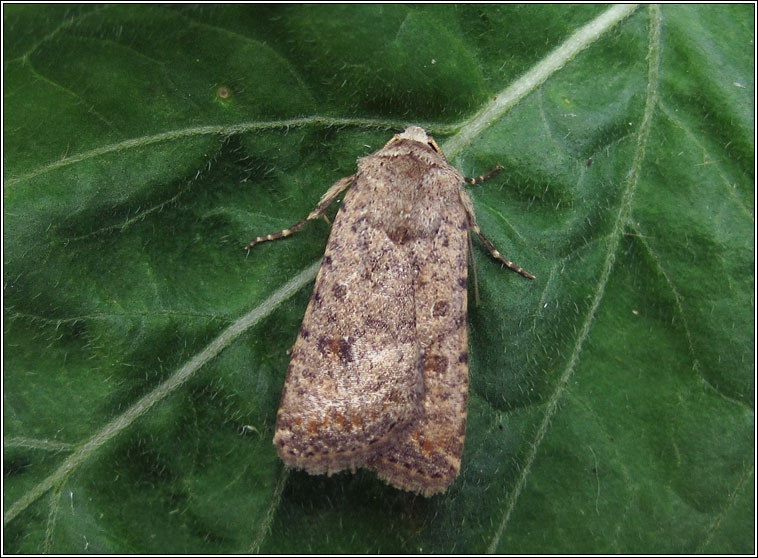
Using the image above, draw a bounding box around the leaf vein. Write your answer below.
[2,260,321,526]
[487,4,658,553]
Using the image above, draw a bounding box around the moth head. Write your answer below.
[396,126,442,153]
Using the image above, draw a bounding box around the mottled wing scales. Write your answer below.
[368,190,471,497]
[274,175,424,475]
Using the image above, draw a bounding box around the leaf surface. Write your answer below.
[3,4,754,554]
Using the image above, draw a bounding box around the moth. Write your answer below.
[246,126,533,496]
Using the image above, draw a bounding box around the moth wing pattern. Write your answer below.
[260,126,529,496]
[368,186,472,497]
[273,171,425,475]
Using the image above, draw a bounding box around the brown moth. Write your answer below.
[246,126,534,497]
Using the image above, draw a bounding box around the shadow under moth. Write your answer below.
[246,126,534,497]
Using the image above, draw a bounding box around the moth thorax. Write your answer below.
[397,126,430,143]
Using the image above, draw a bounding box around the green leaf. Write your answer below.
[4,4,753,554]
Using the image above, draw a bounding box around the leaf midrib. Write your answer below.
[486,3,659,551]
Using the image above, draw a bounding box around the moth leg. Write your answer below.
[471,226,536,280]
[467,232,481,306]
[464,164,503,185]
[459,165,535,280]
[244,175,355,250]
